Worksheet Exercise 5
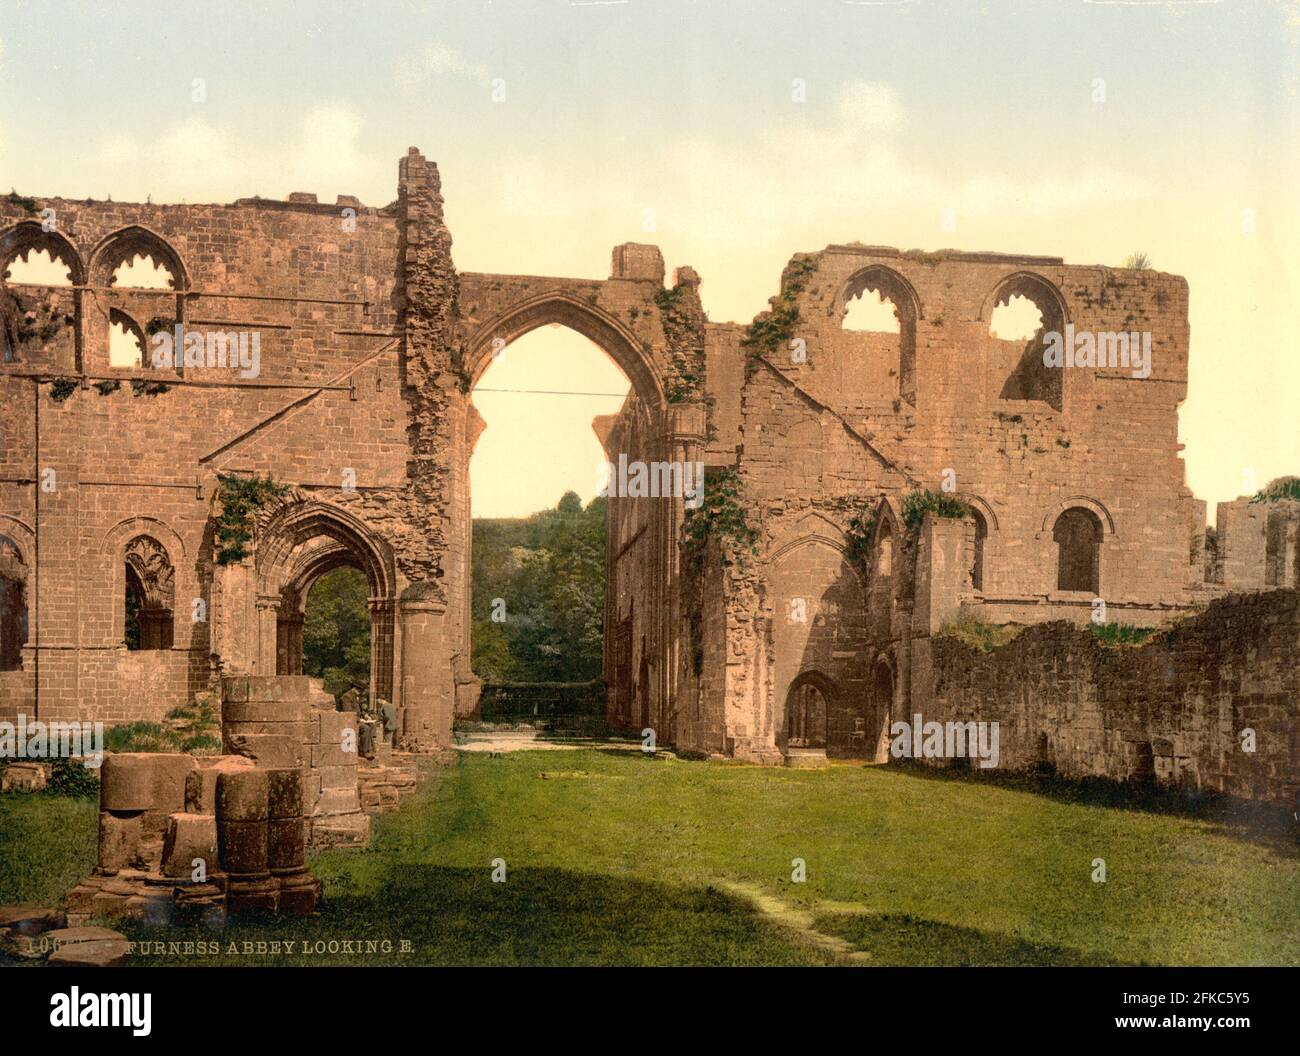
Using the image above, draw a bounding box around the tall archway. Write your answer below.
[256,501,396,705]
[460,290,673,730]
[465,293,665,422]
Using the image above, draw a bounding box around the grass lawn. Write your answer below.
[0,792,98,906]
[2,749,1296,966]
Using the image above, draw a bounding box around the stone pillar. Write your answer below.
[662,401,707,746]
[368,597,395,705]
[276,612,304,675]
[255,594,281,675]
[398,588,453,750]
[915,514,969,636]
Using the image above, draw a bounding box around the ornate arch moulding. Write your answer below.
[87,225,190,291]
[463,291,667,427]
[0,222,87,286]
[1039,496,1116,538]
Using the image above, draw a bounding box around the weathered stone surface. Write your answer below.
[217,818,269,875]
[224,733,304,769]
[185,755,255,814]
[100,754,153,812]
[161,813,218,879]
[0,761,47,792]
[215,769,269,821]
[97,810,144,874]
[0,904,65,933]
[267,818,306,872]
[266,767,303,819]
[43,925,130,967]
[48,938,130,967]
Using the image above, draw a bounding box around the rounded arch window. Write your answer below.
[1053,507,1102,593]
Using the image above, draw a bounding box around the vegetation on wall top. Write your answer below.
[901,489,970,537]
[740,256,817,374]
[655,282,706,404]
[1250,476,1300,505]
[840,503,880,570]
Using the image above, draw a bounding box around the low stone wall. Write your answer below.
[477,681,607,723]
[918,589,1299,804]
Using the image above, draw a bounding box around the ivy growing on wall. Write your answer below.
[740,255,817,374]
[680,466,758,676]
[842,505,880,569]
[48,378,78,403]
[682,466,759,567]
[214,474,291,565]
[655,283,706,404]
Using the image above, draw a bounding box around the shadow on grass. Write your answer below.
[119,866,829,967]
[813,910,1147,967]
[884,759,1298,855]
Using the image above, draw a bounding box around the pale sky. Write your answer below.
[2,0,1297,518]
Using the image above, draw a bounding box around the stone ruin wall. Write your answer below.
[0,181,414,724]
[913,590,1300,806]
[0,148,1294,806]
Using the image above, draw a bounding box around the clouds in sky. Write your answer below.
[395,42,490,91]
[82,104,388,205]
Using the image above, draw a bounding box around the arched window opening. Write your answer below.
[989,294,1043,341]
[110,253,177,290]
[971,511,988,591]
[876,522,894,578]
[3,246,74,287]
[841,267,918,402]
[991,275,1065,408]
[1,225,82,288]
[786,677,829,750]
[109,309,146,368]
[124,535,174,650]
[0,535,28,671]
[1053,507,1102,593]
[843,287,900,333]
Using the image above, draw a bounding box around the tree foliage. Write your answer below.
[303,566,371,697]
[472,492,607,683]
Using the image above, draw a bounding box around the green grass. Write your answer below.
[1090,621,1158,648]
[2,750,1296,965]
[0,792,98,905]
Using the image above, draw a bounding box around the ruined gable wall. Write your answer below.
[0,193,411,724]
[741,247,1197,616]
